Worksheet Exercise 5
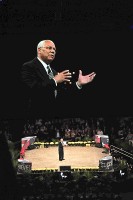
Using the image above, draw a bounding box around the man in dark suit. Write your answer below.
[21,39,96,118]
[58,138,65,161]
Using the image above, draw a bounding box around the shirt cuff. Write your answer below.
[53,78,57,86]
[76,82,82,89]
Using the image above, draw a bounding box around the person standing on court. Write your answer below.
[58,138,65,161]
[21,39,96,118]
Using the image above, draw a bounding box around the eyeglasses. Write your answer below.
[40,46,56,53]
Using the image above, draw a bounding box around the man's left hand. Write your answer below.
[77,70,96,87]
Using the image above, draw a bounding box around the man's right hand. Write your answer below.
[54,70,72,83]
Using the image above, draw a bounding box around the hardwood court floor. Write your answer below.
[24,146,109,170]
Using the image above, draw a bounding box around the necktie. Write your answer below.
[47,65,51,74]
[47,65,54,79]
[47,65,57,98]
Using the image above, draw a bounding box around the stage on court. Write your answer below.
[24,146,109,171]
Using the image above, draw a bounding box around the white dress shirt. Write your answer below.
[37,57,57,86]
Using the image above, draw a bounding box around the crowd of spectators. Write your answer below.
[2,117,133,144]
[21,117,133,144]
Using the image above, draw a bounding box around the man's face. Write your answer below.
[38,40,56,64]
[60,138,63,143]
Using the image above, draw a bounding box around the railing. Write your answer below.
[110,145,133,160]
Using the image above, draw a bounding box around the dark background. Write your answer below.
[0,0,133,119]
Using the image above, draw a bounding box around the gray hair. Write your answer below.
[37,40,45,50]
[37,40,54,51]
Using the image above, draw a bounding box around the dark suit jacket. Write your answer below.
[58,141,64,152]
[21,57,81,118]
[21,57,58,118]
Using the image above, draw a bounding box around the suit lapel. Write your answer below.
[32,58,58,98]
[33,57,48,80]
[32,57,58,80]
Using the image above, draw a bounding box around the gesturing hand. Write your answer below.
[77,70,96,87]
[54,70,72,83]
